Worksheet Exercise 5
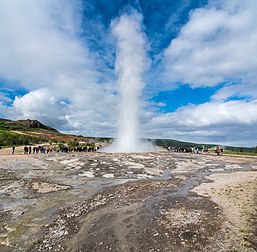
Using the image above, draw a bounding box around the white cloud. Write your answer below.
[152,0,257,146]
[0,92,12,105]
[0,0,97,89]
[143,100,257,146]
[10,88,68,127]
[163,0,257,99]
[0,0,118,136]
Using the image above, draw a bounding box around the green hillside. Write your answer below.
[0,119,102,148]
[0,118,58,132]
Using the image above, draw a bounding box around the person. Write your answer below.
[216,147,221,155]
[12,146,15,155]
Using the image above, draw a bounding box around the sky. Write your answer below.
[0,0,257,147]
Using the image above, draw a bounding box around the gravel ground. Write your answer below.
[0,148,257,251]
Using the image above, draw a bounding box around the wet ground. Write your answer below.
[0,151,257,251]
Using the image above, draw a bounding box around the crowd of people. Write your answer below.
[22,145,100,154]
[10,144,223,155]
[167,146,223,155]
[167,146,209,153]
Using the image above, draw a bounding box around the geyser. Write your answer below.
[105,11,155,152]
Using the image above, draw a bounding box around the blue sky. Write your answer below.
[152,85,220,113]
[0,0,257,147]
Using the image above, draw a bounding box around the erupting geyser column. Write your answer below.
[106,11,153,152]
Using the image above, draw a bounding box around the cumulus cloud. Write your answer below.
[151,100,257,127]
[163,0,257,99]
[149,0,257,146]
[9,88,69,128]
[0,0,96,89]
[0,0,117,136]
[143,100,257,146]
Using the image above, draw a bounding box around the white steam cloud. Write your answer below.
[104,11,155,152]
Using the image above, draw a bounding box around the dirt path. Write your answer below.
[0,150,256,251]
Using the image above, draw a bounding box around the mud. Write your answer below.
[0,150,257,251]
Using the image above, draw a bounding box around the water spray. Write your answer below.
[104,11,155,152]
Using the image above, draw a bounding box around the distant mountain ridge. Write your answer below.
[0,118,58,132]
[154,138,256,153]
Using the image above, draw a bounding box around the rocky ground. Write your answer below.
[0,147,257,251]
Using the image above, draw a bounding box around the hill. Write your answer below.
[0,118,102,147]
[154,139,214,148]
[0,118,58,132]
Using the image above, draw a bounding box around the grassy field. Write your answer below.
[0,129,51,147]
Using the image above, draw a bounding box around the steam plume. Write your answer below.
[105,11,155,152]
